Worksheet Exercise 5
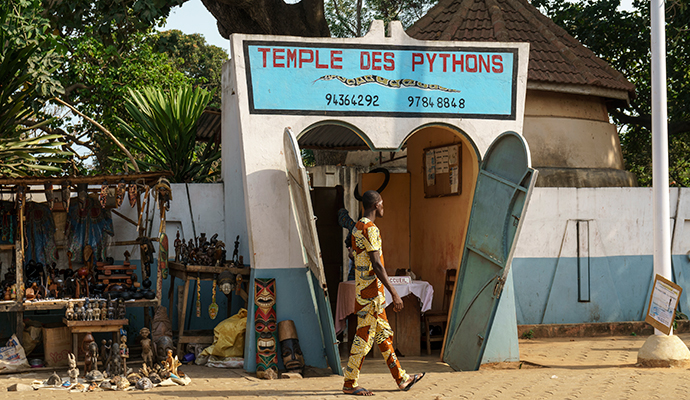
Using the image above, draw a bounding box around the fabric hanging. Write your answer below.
[65,194,114,263]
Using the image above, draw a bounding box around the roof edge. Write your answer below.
[527,81,630,106]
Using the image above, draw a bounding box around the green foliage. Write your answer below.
[43,0,187,46]
[0,0,71,177]
[521,329,534,340]
[532,0,690,186]
[325,0,437,37]
[59,30,193,172]
[116,86,220,183]
[152,30,228,107]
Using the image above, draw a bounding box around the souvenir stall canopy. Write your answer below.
[0,172,172,342]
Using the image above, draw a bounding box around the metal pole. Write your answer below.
[651,0,672,335]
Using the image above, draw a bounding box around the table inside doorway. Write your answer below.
[168,261,250,356]
[335,280,434,357]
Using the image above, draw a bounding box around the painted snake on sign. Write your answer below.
[316,74,461,93]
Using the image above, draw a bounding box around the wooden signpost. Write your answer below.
[645,274,683,335]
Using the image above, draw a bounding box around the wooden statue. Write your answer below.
[67,353,79,383]
[85,341,98,373]
[107,342,122,377]
[140,327,153,368]
[120,335,129,374]
[65,300,75,320]
[254,278,278,379]
[100,339,110,367]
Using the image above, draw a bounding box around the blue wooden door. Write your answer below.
[443,132,537,371]
[283,128,343,375]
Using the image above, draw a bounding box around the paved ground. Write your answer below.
[4,333,690,399]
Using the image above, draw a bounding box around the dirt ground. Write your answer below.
[3,334,690,399]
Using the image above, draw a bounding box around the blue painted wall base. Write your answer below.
[481,268,519,364]
[243,267,331,373]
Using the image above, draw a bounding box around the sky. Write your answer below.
[162,0,637,52]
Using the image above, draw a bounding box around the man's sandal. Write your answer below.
[343,386,374,396]
[399,373,425,391]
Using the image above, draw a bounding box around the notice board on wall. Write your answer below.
[423,143,461,198]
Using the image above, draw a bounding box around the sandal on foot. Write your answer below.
[343,387,374,396]
[400,373,425,391]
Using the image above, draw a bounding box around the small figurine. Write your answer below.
[100,339,110,366]
[85,341,98,373]
[139,327,153,368]
[107,342,122,377]
[119,335,129,375]
[93,302,100,321]
[117,298,126,319]
[65,300,75,320]
[75,300,85,320]
[85,299,93,321]
[25,282,36,301]
[100,299,107,320]
[174,231,182,262]
[107,296,115,320]
[67,353,79,383]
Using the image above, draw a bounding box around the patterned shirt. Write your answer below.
[351,217,386,314]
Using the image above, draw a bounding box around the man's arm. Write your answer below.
[368,250,403,312]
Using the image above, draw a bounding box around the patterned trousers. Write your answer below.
[343,306,409,389]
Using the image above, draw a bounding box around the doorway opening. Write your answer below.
[298,121,481,356]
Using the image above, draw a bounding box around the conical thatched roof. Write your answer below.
[407,0,635,101]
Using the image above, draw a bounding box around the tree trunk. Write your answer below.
[201,0,330,38]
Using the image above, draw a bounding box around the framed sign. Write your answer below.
[423,143,461,198]
[645,274,683,335]
[244,41,518,119]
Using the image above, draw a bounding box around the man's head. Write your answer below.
[362,190,383,218]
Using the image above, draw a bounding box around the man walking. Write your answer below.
[343,190,424,396]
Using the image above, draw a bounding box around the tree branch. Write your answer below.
[611,110,690,136]
[201,0,330,38]
[52,97,140,173]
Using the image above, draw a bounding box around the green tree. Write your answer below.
[0,0,71,177]
[532,0,690,186]
[326,0,437,37]
[116,86,221,182]
[152,29,228,106]
[58,30,193,172]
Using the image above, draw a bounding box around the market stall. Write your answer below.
[0,172,171,363]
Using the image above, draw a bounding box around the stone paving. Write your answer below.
[4,333,690,399]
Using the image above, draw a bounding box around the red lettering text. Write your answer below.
[412,53,424,72]
[426,53,437,72]
[299,49,314,68]
[273,48,285,68]
[384,52,395,71]
[439,53,450,72]
[478,54,490,72]
[360,51,371,69]
[492,55,503,73]
[315,50,328,69]
[258,48,271,67]
[287,49,298,68]
[466,54,477,72]
[452,54,464,72]
[372,51,382,71]
[331,50,343,69]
